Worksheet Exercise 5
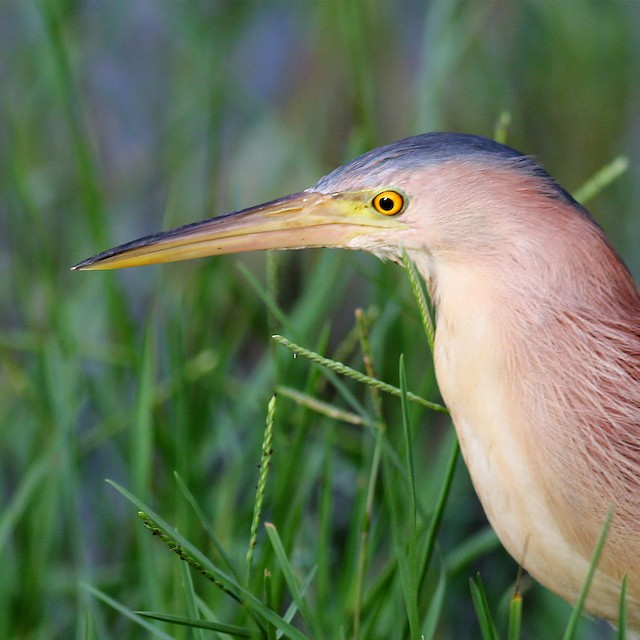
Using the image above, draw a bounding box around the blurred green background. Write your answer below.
[2,1,639,638]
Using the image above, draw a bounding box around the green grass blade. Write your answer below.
[280,563,317,629]
[275,385,369,427]
[0,453,52,552]
[617,574,628,640]
[275,332,375,424]
[574,157,628,205]
[263,570,277,640]
[179,555,206,640]
[137,611,252,637]
[36,0,105,236]
[399,355,417,539]
[508,591,522,640]
[469,574,499,640]
[494,111,512,144]
[82,583,175,640]
[173,471,242,583]
[421,561,447,640]
[130,320,164,615]
[417,435,460,593]
[237,263,295,337]
[352,308,386,640]
[562,507,613,640]
[562,506,614,640]
[382,457,420,639]
[106,480,309,640]
[247,396,276,579]
[132,321,156,494]
[383,366,420,639]
[272,335,446,413]
[137,510,243,604]
[264,522,321,639]
[401,248,435,353]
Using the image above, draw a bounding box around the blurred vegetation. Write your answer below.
[1,0,638,638]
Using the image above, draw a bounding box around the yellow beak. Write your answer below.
[72,190,407,270]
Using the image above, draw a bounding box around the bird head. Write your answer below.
[73,133,575,274]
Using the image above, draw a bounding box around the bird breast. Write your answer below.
[430,258,640,625]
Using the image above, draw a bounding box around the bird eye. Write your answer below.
[372,190,405,216]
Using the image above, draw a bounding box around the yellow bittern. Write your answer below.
[73,133,640,630]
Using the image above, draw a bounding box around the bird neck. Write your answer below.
[423,236,640,617]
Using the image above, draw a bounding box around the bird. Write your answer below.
[73,132,640,630]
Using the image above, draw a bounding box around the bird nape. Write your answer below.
[73,132,640,630]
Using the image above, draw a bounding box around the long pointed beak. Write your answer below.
[71,190,407,270]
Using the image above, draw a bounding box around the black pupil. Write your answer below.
[379,196,395,211]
